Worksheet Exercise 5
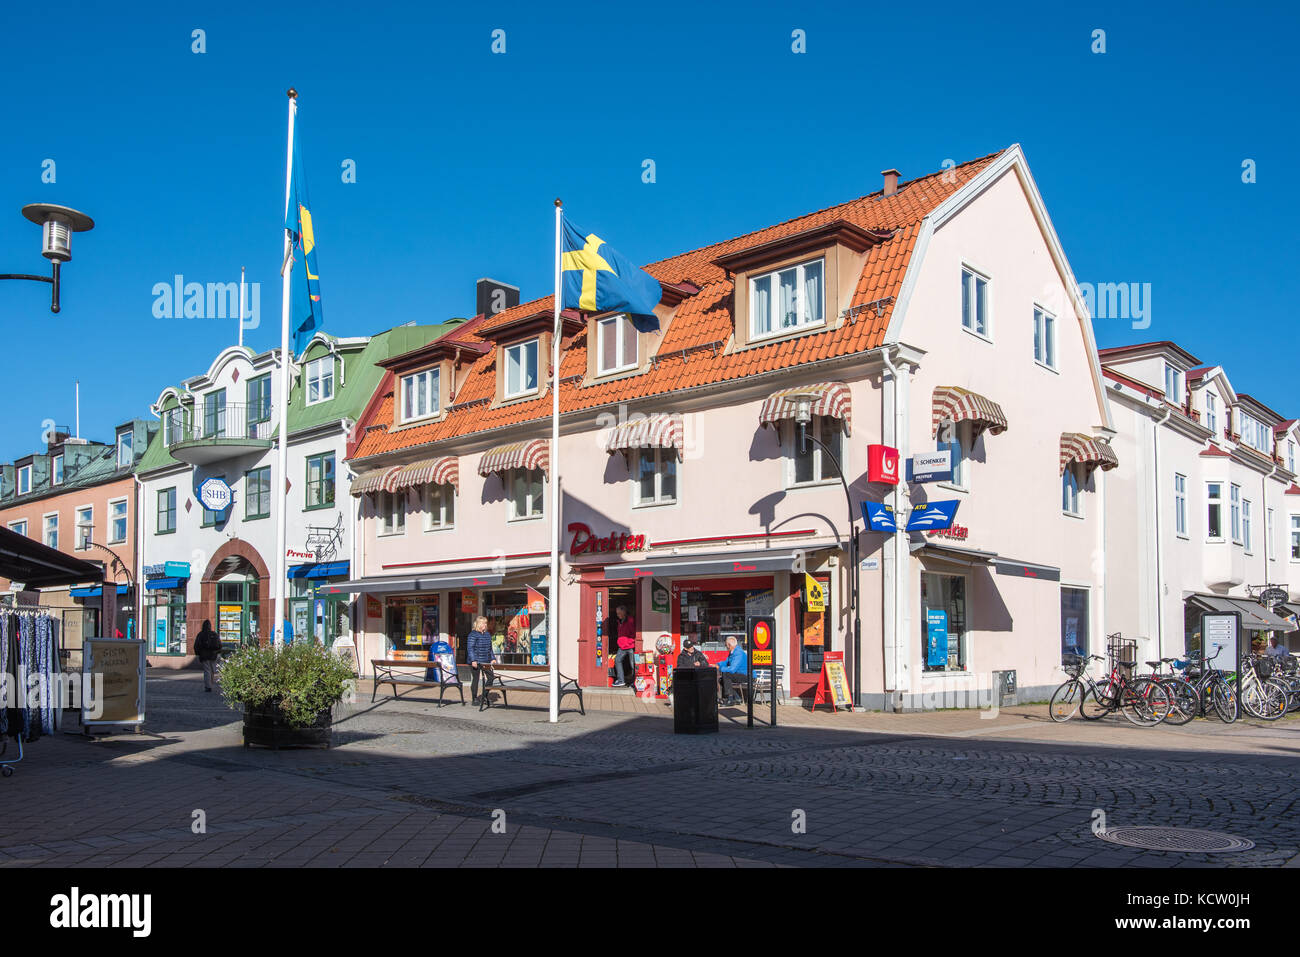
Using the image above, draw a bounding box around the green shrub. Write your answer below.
[219,642,354,728]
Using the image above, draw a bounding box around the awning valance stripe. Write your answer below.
[1060,432,1119,475]
[604,414,683,458]
[477,439,550,478]
[932,386,1009,438]
[758,382,851,436]
[389,456,459,492]
[350,466,401,497]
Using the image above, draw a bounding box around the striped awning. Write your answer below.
[1060,433,1120,475]
[932,386,1008,438]
[389,456,459,492]
[758,382,851,436]
[604,413,683,458]
[478,439,550,478]
[350,466,401,497]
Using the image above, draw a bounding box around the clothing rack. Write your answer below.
[1,607,61,777]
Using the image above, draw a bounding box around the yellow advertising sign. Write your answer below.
[805,574,826,613]
[824,657,852,708]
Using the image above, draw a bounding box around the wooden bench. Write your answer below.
[370,658,465,706]
[477,664,585,715]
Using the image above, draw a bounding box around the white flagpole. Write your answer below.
[238,266,246,349]
[273,89,297,648]
[548,199,562,723]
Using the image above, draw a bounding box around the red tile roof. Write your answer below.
[351,150,1005,462]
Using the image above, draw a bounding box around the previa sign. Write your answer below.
[867,445,900,485]
[906,450,953,484]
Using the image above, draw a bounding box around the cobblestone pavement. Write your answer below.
[1,671,1297,868]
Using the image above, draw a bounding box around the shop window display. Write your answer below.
[677,586,774,654]
[484,589,548,665]
[386,596,440,660]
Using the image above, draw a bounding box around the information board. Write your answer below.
[1202,612,1241,671]
[82,638,146,728]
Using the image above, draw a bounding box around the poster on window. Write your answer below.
[422,603,439,646]
[219,605,242,646]
[651,578,670,614]
[526,586,547,615]
[803,608,825,647]
[744,589,774,618]
[926,609,949,668]
[461,590,478,614]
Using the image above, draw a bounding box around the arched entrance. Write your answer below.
[200,540,271,649]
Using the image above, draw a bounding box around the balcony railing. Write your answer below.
[163,403,274,447]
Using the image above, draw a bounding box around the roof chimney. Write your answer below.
[881,169,901,197]
[476,278,520,319]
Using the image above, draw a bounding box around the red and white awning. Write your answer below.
[932,386,1008,438]
[389,456,459,492]
[1060,433,1119,475]
[758,382,851,435]
[477,439,550,478]
[350,466,401,497]
[604,413,683,459]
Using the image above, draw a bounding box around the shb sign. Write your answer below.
[198,477,233,513]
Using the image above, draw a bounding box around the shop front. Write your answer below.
[142,561,191,658]
[286,560,352,647]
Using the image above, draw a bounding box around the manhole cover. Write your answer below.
[1096,827,1254,853]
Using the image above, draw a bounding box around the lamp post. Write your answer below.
[0,204,95,314]
[787,392,861,705]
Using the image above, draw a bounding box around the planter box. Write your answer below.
[242,704,333,750]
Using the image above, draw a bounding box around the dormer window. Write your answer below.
[117,429,134,466]
[1205,392,1217,434]
[400,368,440,423]
[51,454,63,485]
[305,356,334,405]
[17,465,30,495]
[504,339,539,399]
[1164,364,1183,405]
[751,258,824,340]
[596,315,639,376]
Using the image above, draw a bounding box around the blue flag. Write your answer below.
[285,107,323,354]
[561,220,661,331]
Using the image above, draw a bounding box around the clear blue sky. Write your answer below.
[0,0,1295,459]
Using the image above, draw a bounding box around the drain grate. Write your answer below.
[1096,826,1254,853]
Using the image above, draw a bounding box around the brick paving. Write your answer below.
[0,670,1296,867]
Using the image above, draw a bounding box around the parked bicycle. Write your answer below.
[1050,653,1170,726]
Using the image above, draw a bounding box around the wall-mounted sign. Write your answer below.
[861,501,898,533]
[526,586,547,615]
[804,574,826,613]
[286,548,316,560]
[906,450,953,484]
[905,501,960,532]
[1259,587,1288,607]
[860,557,880,571]
[927,524,969,541]
[867,445,900,485]
[567,522,647,556]
[366,595,383,620]
[198,477,233,513]
[650,578,670,614]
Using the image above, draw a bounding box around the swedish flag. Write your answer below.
[285,107,324,354]
[561,220,661,331]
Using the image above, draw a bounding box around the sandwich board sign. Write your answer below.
[81,638,146,731]
[812,650,853,713]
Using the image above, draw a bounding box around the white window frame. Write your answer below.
[786,418,842,489]
[423,483,456,531]
[75,505,93,550]
[1164,364,1183,406]
[1206,482,1224,542]
[400,368,440,423]
[596,315,639,376]
[1062,465,1083,517]
[960,265,991,340]
[305,356,335,405]
[632,447,678,508]
[51,454,63,486]
[1291,514,1300,562]
[7,520,26,537]
[1289,440,1296,473]
[1230,484,1242,544]
[116,430,134,467]
[108,497,128,545]
[17,465,31,495]
[1206,391,1217,435]
[506,467,545,521]
[43,511,59,549]
[1174,473,1187,538]
[749,257,826,341]
[937,421,970,493]
[1243,498,1253,554]
[503,339,540,400]
[1267,507,1275,562]
[377,490,405,536]
[1032,306,1057,370]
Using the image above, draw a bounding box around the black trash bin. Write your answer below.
[673,666,719,734]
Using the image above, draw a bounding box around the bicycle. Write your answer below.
[1049,654,1093,722]
[1050,654,1170,726]
[1237,654,1288,721]
[1145,657,1199,726]
[1181,648,1238,723]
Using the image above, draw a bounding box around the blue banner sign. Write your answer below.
[926,609,949,667]
[905,500,961,532]
[861,501,898,533]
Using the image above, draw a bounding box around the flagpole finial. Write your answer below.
[287,88,298,99]
[554,198,562,208]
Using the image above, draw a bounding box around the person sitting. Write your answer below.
[716,636,748,705]
[675,637,708,669]
[1265,636,1290,659]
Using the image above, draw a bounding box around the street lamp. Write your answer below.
[787,392,861,705]
[0,204,95,313]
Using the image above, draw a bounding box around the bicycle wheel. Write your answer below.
[1160,677,1199,726]
[1050,680,1084,722]
[1080,681,1114,720]
[1210,678,1238,723]
[1249,679,1288,721]
[1122,677,1170,727]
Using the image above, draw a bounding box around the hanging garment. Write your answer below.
[36,613,54,734]
[17,613,33,742]
[0,614,8,738]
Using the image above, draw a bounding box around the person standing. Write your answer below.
[612,605,637,688]
[466,615,496,705]
[194,619,222,692]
